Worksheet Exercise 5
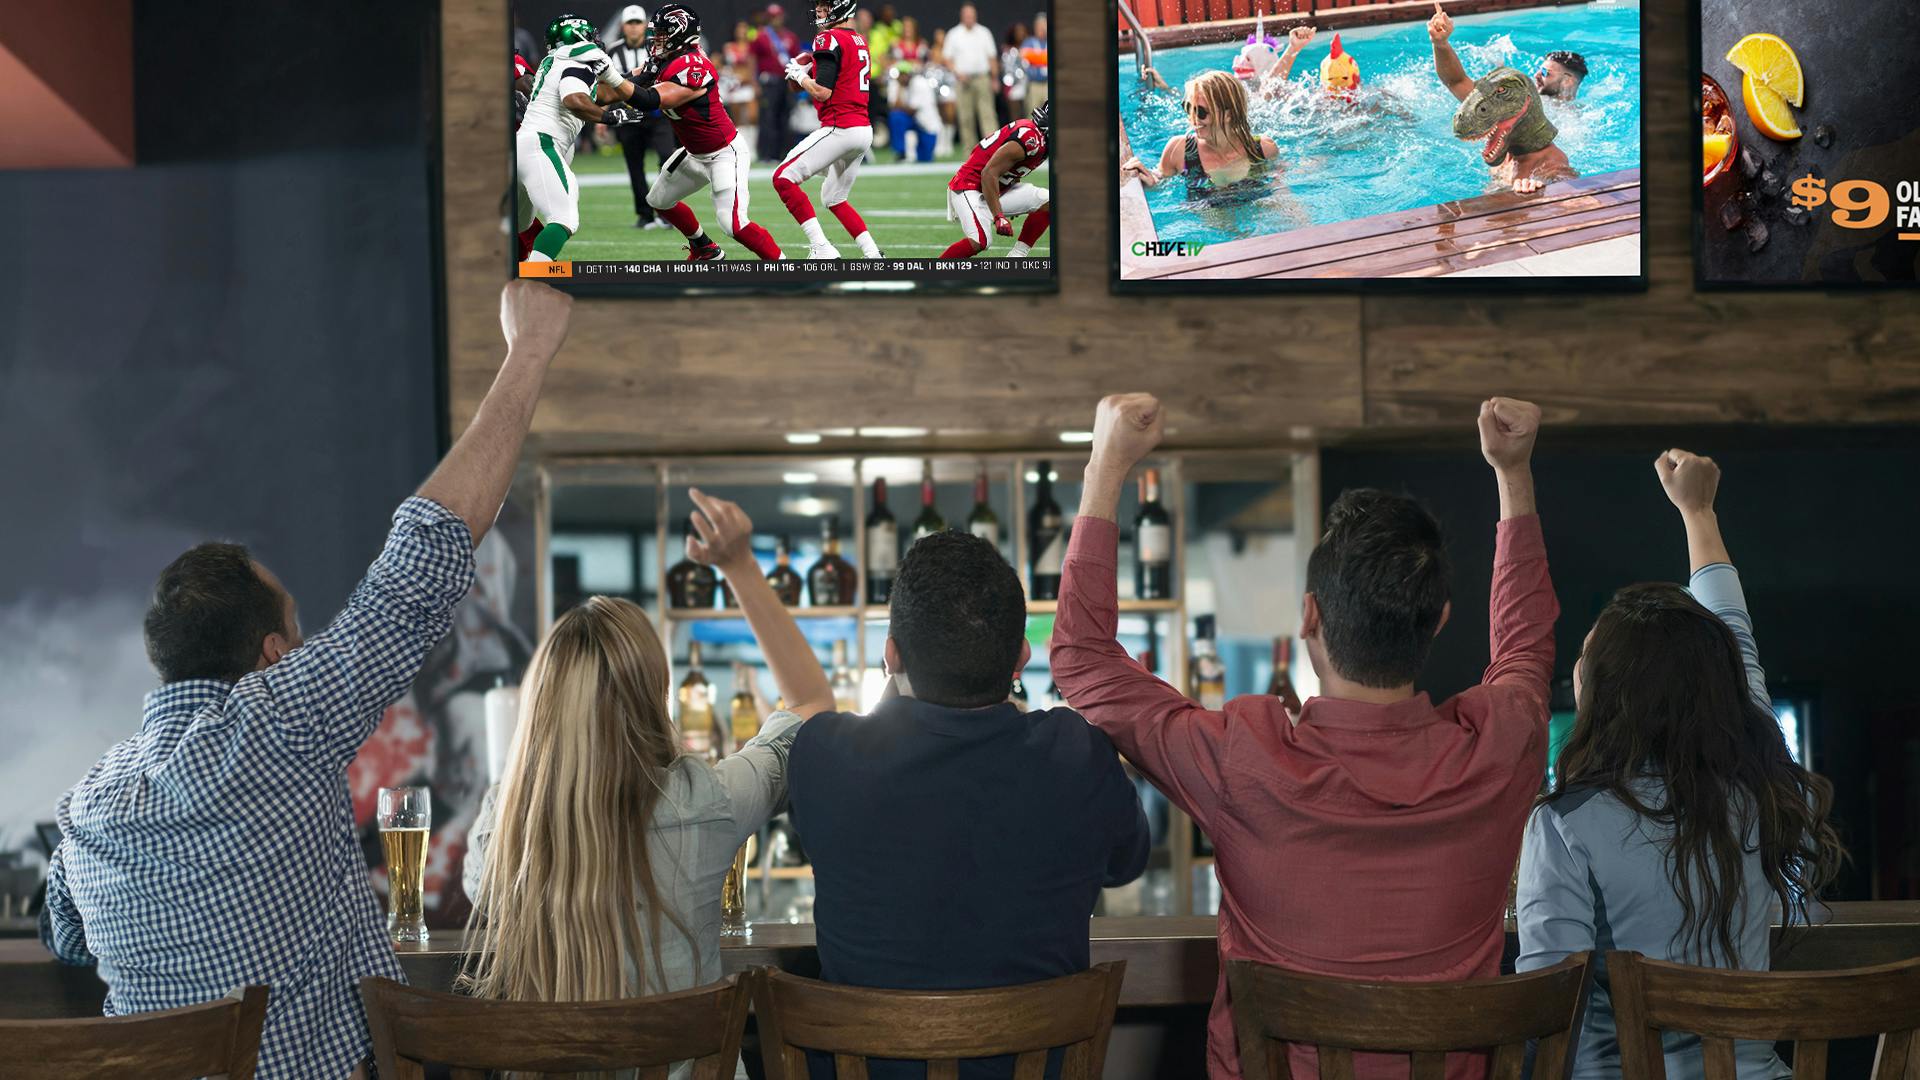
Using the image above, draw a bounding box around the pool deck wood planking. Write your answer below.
[1120,0,1588,50]
[1119,168,1641,280]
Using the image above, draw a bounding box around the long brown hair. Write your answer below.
[1552,583,1844,965]
[1186,70,1265,163]
[460,596,693,1003]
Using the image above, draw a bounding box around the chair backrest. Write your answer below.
[359,973,753,1080]
[754,961,1127,1080]
[1608,950,1920,1080]
[0,984,269,1080]
[1225,953,1594,1080]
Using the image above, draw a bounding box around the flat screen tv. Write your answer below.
[1111,0,1645,289]
[510,1,1056,293]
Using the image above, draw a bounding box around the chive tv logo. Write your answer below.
[1132,240,1208,258]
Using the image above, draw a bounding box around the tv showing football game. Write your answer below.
[1696,0,1920,286]
[1111,0,1644,288]
[511,0,1054,291]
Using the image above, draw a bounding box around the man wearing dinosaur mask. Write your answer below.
[1450,66,1577,193]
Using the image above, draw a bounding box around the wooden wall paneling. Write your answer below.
[446,0,1920,452]
[1360,0,1920,428]
[441,0,1364,456]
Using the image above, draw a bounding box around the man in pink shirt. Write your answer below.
[1051,393,1556,1080]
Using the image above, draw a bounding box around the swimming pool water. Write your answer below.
[1117,1,1642,246]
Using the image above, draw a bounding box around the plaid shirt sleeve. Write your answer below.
[231,496,476,771]
[38,831,95,967]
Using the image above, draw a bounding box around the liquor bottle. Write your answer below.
[865,477,899,604]
[1188,615,1226,710]
[767,535,804,606]
[665,517,719,610]
[729,680,759,751]
[829,639,859,713]
[967,466,1001,548]
[1028,460,1065,600]
[808,516,858,606]
[1134,467,1173,600]
[678,642,717,757]
[1266,636,1303,714]
[911,459,946,542]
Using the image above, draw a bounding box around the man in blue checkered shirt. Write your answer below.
[39,282,576,1080]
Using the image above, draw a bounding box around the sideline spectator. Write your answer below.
[1023,15,1049,117]
[751,3,801,160]
[943,4,999,147]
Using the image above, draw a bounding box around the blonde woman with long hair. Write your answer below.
[461,489,832,1061]
[1122,69,1280,201]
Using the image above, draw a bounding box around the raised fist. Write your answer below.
[1090,393,1165,473]
[1655,449,1719,516]
[1477,397,1541,470]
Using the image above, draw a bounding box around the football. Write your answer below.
[786,51,815,92]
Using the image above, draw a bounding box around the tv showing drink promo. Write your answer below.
[1111,0,1644,287]
[511,1,1054,292]
[1696,0,1920,286]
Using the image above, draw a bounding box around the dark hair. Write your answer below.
[888,531,1026,708]
[1303,488,1450,688]
[143,542,288,683]
[1545,50,1588,78]
[1552,583,1845,965]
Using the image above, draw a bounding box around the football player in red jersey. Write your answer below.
[772,0,883,259]
[513,52,544,261]
[942,100,1051,259]
[633,4,783,260]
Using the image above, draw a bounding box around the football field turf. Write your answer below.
[552,149,1052,261]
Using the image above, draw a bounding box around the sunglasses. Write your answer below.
[1184,101,1211,121]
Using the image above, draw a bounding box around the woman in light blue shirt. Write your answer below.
[1516,450,1845,1080]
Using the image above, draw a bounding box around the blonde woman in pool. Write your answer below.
[1122,70,1282,204]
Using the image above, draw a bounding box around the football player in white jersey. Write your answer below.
[517,13,649,262]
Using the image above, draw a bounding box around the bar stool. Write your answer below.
[0,984,269,1080]
[1225,953,1593,1080]
[754,961,1127,1079]
[358,973,752,1080]
[1609,950,1920,1080]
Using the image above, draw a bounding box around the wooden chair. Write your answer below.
[359,973,752,1080]
[1225,953,1593,1080]
[1609,950,1920,1080]
[754,961,1127,1080]
[0,984,268,1079]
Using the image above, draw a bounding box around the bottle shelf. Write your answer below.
[664,605,861,621]
[761,865,815,880]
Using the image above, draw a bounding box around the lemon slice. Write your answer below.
[1742,74,1802,140]
[1726,33,1803,107]
[1703,131,1733,172]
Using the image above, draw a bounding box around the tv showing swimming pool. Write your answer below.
[1110,0,1644,288]
[1696,0,1920,286]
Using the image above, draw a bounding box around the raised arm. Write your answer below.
[1428,2,1474,101]
[419,281,572,542]
[687,489,833,840]
[1477,397,1557,696]
[687,489,834,720]
[1051,394,1232,828]
[1659,450,1769,709]
[1272,24,1315,83]
[245,283,572,768]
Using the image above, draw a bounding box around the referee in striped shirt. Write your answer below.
[609,4,679,229]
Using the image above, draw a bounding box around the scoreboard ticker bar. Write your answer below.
[519,259,1055,283]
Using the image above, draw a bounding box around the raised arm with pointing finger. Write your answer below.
[1428,1,1474,101]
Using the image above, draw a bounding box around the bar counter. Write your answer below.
[6,903,1919,1019]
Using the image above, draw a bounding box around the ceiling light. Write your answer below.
[783,472,819,485]
[858,426,929,439]
[784,433,823,445]
[1058,431,1094,444]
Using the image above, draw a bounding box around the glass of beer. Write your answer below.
[720,835,755,939]
[378,786,431,943]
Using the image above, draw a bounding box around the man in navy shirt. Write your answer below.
[789,531,1150,1039]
